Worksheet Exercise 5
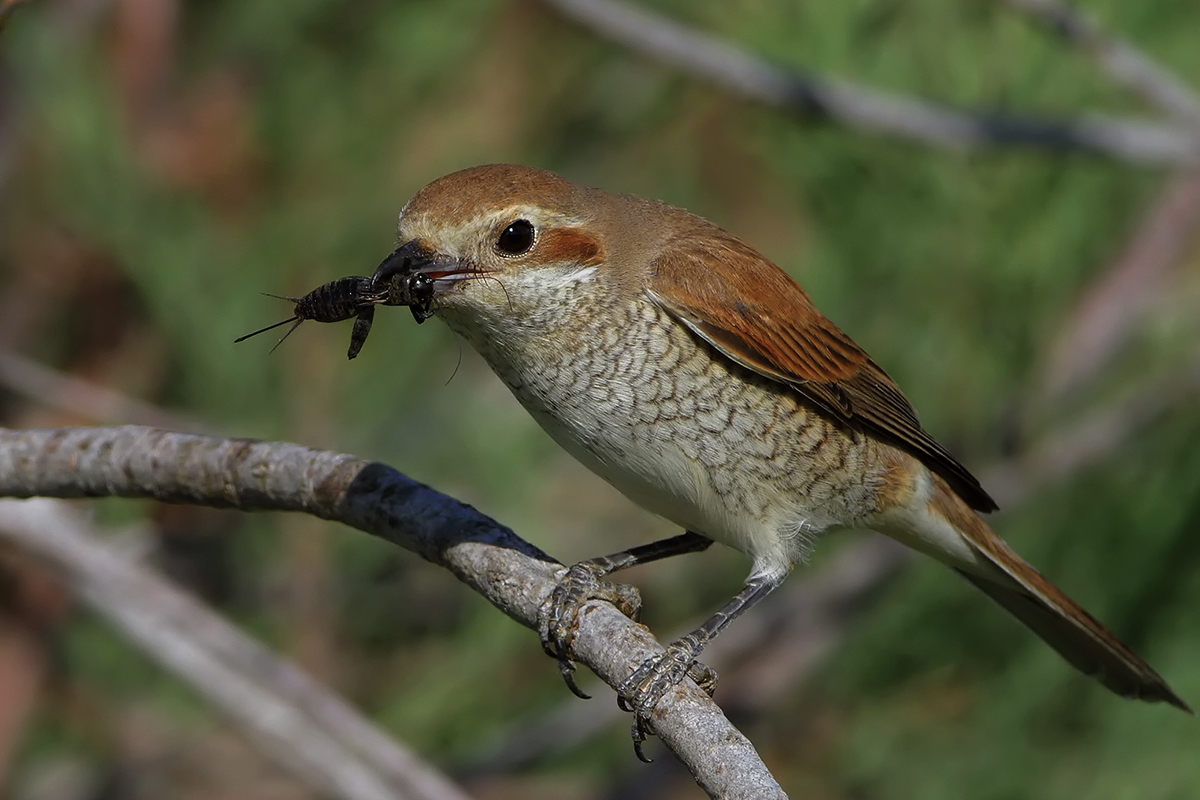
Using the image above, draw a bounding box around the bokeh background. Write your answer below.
[1,0,1199,797]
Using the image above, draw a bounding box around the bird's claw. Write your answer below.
[540,563,721,761]
[617,637,718,762]
[538,562,642,699]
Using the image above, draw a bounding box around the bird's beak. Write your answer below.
[371,239,436,289]
[371,239,479,290]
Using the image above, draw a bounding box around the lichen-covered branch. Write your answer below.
[0,426,786,800]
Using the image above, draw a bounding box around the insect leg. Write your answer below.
[347,306,375,360]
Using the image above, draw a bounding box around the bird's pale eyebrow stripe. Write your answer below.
[537,227,605,266]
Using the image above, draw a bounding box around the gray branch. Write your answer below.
[1033,166,1200,401]
[0,498,469,800]
[1000,0,1200,132]
[0,350,206,431]
[540,0,1199,164]
[0,426,786,800]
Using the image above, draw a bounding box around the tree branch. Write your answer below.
[0,350,205,431]
[0,426,786,800]
[0,498,469,800]
[999,0,1200,131]
[1033,166,1200,401]
[539,0,1199,164]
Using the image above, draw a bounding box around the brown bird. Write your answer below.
[371,164,1189,751]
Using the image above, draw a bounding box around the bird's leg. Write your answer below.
[539,531,712,699]
[618,571,785,762]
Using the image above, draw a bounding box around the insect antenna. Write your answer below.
[473,272,514,314]
[268,318,306,353]
[444,341,463,386]
[234,316,300,344]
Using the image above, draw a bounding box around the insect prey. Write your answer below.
[235,270,436,360]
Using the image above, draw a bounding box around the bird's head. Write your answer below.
[372,164,626,329]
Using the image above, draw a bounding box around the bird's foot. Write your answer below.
[538,561,642,699]
[617,636,718,762]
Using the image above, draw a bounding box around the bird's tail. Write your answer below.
[920,476,1190,712]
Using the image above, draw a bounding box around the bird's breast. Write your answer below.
[439,290,892,569]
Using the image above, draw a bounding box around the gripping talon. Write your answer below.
[623,654,710,762]
[616,636,719,755]
[631,717,653,763]
[538,562,643,698]
[559,659,590,700]
[686,661,718,698]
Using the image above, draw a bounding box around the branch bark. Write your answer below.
[0,426,786,800]
[539,0,1199,164]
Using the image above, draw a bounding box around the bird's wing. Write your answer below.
[647,226,997,513]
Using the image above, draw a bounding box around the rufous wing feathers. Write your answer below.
[647,225,998,513]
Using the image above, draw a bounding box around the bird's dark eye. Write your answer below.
[496,219,536,256]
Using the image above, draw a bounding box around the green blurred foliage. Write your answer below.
[2,0,1199,797]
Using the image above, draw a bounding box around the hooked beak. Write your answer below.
[371,239,480,291]
[371,239,493,325]
[371,239,436,289]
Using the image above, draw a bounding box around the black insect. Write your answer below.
[388,270,436,323]
[235,270,437,360]
[235,275,382,359]
[370,241,438,324]
[344,270,436,356]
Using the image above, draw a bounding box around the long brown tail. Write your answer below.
[928,477,1191,712]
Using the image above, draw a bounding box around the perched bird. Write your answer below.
[371,164,1189,751]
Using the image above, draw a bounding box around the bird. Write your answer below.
[369,163,1189,752]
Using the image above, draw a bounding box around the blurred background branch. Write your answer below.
[1033,167,1200,402]
[542,0,1200,163]
[0,350,205,431]
[0,497,470,800]
[999,0,1200,130]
